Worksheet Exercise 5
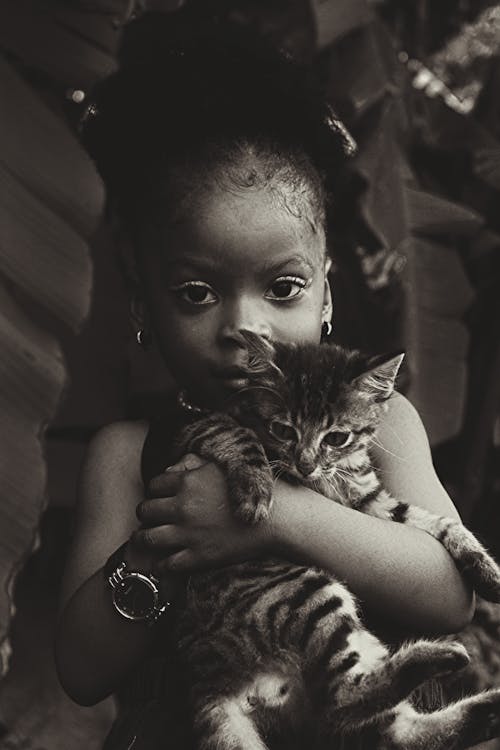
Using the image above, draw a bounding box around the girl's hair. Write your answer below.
[82,11,354,249]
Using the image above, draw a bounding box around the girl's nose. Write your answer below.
[218,298,272,344]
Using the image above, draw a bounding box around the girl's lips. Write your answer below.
[218,376,249,391]
[211,367,249,391]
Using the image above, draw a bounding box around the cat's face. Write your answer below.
[231,332,403,486]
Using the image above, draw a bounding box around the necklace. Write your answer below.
[177,390,208,415]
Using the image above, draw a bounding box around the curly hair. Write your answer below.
[82,10,353,253]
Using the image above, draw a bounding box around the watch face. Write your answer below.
[112,572,158,620]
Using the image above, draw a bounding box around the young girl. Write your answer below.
[55,13,474,750]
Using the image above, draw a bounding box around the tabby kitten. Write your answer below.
[172,332,500,750]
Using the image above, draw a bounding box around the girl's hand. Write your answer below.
[134,454,274,572]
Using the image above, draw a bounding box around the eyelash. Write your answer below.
[170,275,309,306]
[265,276,308,302]
[170,281,217,306]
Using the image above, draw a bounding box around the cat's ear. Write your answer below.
[239,331,283,381]
[352,352,405,400]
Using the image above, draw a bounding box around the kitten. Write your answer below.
[172,332,500,750]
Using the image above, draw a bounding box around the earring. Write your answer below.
[322,320,333,339]
[136,329,150,347]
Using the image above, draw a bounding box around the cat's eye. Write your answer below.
[170,281,217,306]
[269,420,297,441]
[323,431,353,448]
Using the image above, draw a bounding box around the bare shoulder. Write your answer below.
[377,391,431,460]
[84,419,149,484]
[372,392,461,520]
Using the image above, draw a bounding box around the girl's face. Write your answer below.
[139,184,332,408]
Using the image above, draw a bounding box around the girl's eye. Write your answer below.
[171,282,217,305]
[323,431,353,448]
[269,420,297,441]
[266,276,307,301]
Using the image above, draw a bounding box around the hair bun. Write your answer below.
[82,10,353,222]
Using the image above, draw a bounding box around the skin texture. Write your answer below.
[56,178,474,707]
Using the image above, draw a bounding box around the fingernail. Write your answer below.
[164,465,174,472]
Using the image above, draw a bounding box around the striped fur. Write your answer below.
[172,335,500,749]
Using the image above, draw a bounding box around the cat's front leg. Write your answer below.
[353,480,500,602]
[177,414,273,524]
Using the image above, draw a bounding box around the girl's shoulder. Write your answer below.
[83,419,150,491]
[375,390,432,471]
[87,419,150,469]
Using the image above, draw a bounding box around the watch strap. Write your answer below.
[104,541,131,580]
[104,541,170,624]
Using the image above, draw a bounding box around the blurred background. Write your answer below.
[0,0,500,747]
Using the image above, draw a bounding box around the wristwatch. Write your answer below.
[104,542,170,624]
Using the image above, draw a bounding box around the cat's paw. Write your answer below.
[395,640,470,688]
[467,555,500,603]
[228,468,273,525]
[441,525,500,602]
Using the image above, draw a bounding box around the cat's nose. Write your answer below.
[296,453,317,477]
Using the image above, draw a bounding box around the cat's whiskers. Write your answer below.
[320,472,344,501]
[370,436,407,462]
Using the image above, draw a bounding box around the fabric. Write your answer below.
[103,401,443,749]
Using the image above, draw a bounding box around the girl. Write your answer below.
[55,13,474,749]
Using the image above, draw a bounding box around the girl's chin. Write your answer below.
[200,379,250,409]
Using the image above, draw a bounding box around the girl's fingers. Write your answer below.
[136,496,179,525]
[133,524,184,552]
[147,453,206,497]
[147,471,183,498]
[166,453,207,472]
[161,548,197,572]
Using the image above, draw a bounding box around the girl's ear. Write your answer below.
[129,290,149,333]
[322,257,333,325]
[352,353,405,400]
[112,221,150,335]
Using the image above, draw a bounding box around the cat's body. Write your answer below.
[172,333,500,750]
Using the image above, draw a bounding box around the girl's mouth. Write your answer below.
[211,366,249,391]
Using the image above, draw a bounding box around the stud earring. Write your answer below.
[322,320,333,339]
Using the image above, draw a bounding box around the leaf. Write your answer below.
[0,55,100,680]
[355,101,410,252]
[406,187,484,238]
[0,282,66,675]
[325,22,390,116]
[308,0,372,50]
[0,0,117,89]
[473,146,500,191]
[0,56,105,237]
[403,236,474,445]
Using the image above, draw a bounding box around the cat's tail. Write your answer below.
[378,687,500,750]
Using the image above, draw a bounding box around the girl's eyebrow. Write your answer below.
[258,255,316,276]
[164,254,316,275]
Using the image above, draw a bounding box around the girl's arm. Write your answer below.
[139,394,473,635]
[270,392,474,634]
[55,421,181,706]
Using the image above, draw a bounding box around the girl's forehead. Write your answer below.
[161,185,326,271]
